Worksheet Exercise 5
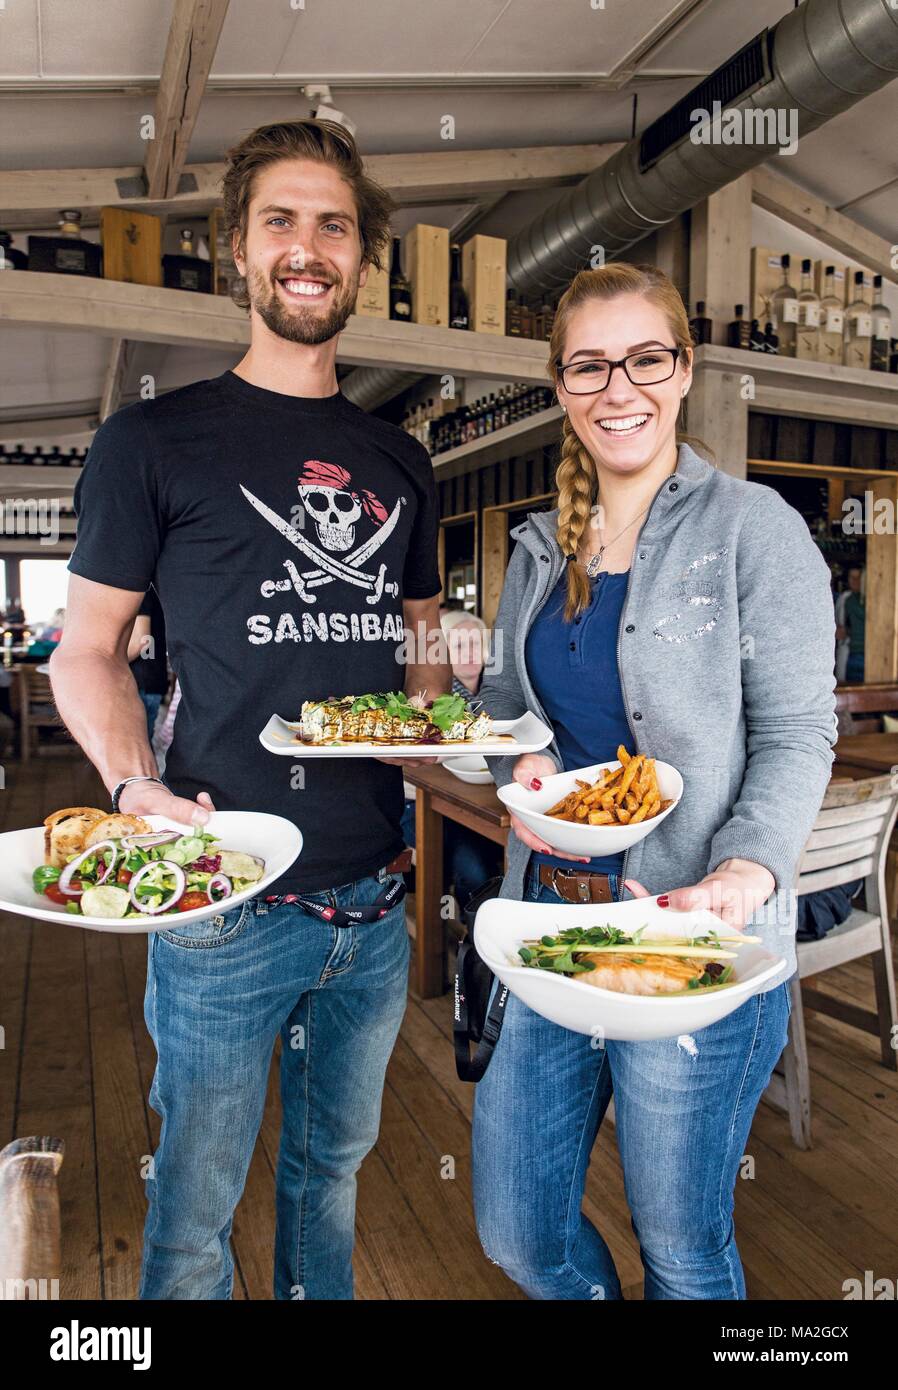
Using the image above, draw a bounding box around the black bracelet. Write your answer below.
[111,775,167,813]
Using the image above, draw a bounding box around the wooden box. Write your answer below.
[749,246,784,326]
[209,208,241,298]
[461,235,506,335]
[354,260,389,318]
[100,207,162,286]
[404,223,449,327]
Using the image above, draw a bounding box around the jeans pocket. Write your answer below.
[157,895,254,949]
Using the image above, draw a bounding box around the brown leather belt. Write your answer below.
[538,865,614,904]
[385,848,414,875]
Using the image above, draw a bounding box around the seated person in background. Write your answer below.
[402,608,503,911]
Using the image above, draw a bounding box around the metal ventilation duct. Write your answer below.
[507,0,898,296]
[340,365,419,411]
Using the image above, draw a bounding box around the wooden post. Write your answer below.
[863,474,898,683]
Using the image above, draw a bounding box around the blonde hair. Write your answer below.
[548,262,713,621]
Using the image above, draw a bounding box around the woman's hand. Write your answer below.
[624,858,776,933]
[509,753,591,864]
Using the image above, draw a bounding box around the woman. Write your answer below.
[441,607,489,698]
[472,262,837,1300]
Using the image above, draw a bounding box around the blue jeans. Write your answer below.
[139,866,410,1300]
[471,865,792,1300]
[139,691,163,742]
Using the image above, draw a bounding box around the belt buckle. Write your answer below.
[550,867,590,904]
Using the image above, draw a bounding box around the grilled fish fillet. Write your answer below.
[575,952,708,995]
[298,698,492,744]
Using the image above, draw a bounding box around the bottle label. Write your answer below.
[798,302,820,327]
[393,302,411,317]
[57,247,87,272]
[874,316,891,340]
[780,299,799,324]
[824,308,844,334]
[851,313,873,338]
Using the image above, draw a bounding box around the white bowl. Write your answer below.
[474,895,787,1041]
[443,755,492,785]
[0,811,303,933]
[497,759,683,855]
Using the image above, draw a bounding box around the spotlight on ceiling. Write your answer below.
[303,83,357,138]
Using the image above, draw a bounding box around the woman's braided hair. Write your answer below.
[548,262,710,621]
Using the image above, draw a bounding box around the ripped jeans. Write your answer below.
[471,863,792,1300]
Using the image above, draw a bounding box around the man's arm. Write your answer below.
[126,613,151,664]
[49,574,212,824]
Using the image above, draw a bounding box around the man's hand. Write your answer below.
[118,781,217,828]
[624,857,776,932]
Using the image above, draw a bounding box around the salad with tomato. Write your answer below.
[33,827,265,919]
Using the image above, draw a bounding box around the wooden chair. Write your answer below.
[0,1136,64,1298]
[835,681,898,735]
[11,667,61,762]
[765,773,898,1149]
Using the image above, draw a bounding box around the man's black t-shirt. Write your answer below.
[69,370,441,892]
[130,586,168,695]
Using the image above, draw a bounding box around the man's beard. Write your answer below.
[246,261,358,345]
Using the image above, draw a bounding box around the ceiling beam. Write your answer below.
[143,0,231,201]
[751,166,898,287]
[0,143,622,230]
[98,338,133,423]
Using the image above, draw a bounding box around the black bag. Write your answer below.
[453,875,509,1082]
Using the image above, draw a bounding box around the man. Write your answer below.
[835,565,864,685]
[50,118,449,1300]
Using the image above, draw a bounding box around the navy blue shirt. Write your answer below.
[525,568,632,874]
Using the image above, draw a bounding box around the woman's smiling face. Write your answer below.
[557,293,692,476]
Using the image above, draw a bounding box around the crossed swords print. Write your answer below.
[240,484,402,606]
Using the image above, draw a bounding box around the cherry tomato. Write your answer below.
[117,867,133,886]
[45,881,81,905]
[176,891,211,912]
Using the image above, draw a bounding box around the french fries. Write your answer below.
[544,746,674,827]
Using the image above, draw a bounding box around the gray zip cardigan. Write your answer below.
[478,441,839,987]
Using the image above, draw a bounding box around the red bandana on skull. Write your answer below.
[297,459,388,525]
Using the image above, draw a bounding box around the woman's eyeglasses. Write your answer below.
[558,347,681,395]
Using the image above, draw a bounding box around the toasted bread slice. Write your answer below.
[82,814,153,848]
[43,807,107,867]
[575,952,707,996]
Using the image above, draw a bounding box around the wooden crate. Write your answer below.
[354,260,389,318]
[461,235,506,335]
[100,208,162,286]
[749,245,784,325]
[404,223,449,328]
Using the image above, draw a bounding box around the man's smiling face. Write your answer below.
[234,157,369,345]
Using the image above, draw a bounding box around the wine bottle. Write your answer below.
[448,243,470,330]
[389,237,412,321]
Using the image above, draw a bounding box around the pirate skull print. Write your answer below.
[298,460,388,552]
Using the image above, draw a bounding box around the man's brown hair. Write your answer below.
[221,117,395,310]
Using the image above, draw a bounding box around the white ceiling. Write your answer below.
[1,0,896,431]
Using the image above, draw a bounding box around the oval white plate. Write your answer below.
[474,895,787,1041]
[0,811,302,933]
[444,755,492,784]
[259,709,552,759]
[498,759,683,855]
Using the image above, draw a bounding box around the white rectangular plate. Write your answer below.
[474,895,788,1041]
[259,710,553,759]
[0,811,303,934]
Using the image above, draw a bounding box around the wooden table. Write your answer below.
[403,762,511,998]
[833,732,898,780]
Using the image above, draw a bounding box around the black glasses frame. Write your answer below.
[558,346,682,395]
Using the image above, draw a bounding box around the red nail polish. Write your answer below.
[657,894,670,908]
[530,778,542,790]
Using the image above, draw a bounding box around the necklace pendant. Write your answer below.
[585,547,604,578]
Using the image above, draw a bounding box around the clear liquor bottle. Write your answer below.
[843,271,873,370]
[770,254,798,356]
[818,265,845,366]
[871,275,892,373]
[795,258,821,360]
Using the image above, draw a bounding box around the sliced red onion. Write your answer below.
[59,839,117,895]
[121,830,182,850]
[128,859,186,915]
[206,873,232,904]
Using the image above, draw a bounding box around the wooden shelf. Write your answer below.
[0,466,82,492]
[692,343,898,429]
[430,405,562,479]
[0,271,551,383]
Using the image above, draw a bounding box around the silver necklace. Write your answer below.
[582,502,652,577]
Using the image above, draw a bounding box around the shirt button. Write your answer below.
[669,482,679,492]
[625,624,635,633]
[633,711,643,720]
[569,641,576,651]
